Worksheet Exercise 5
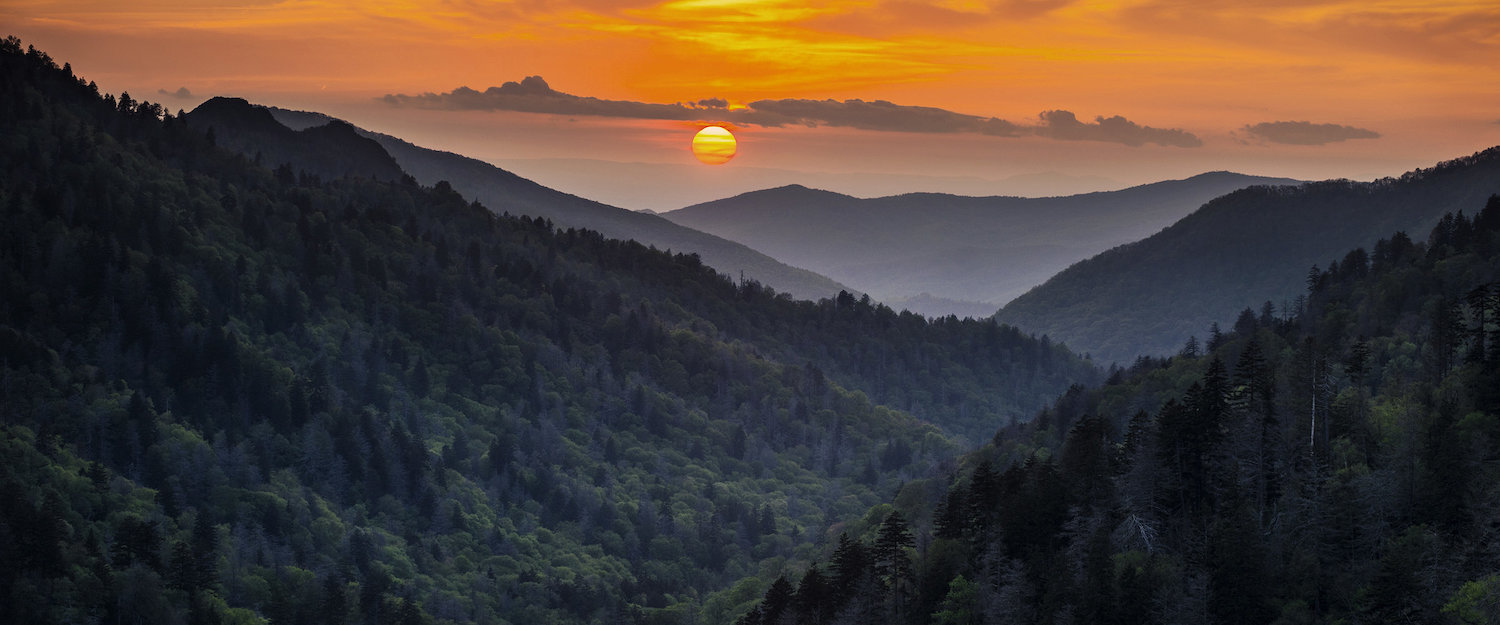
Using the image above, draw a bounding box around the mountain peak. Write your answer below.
[188,96,285,130]
[195,95,253,110]
[722,183,853,203]
[185,97,404,182]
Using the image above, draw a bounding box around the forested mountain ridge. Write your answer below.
[253,105,851,302]
[214,98,1101,442]
[732,194,1500,625]
[997,149,1500,364]
[0,37,1096,625]
[185,97,406,183]
[664,172,1297,317]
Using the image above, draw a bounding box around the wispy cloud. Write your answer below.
[1241,120,1380,145]
[1036,110,1202,148]
[382,77,1199,147]
[742,98,1026,136]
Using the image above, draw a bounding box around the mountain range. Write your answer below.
[185,99,850,302]
[996,147,1500,364]
[664,173,1297,318]
[486,156,1122,212]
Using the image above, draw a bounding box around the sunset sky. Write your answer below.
[6,0,1499,209]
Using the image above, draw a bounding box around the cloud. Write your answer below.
[383,77,1198,147]
[157,86,193,99]
[743,98,1026,136]
[381,76,715,122]
[1241,120,1380,145]
[1035,110,1202,147]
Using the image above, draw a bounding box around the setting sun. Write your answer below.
[691,125,736,165]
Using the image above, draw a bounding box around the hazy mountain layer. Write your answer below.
[664,173,1297,316]
[260,107,851,302]
[996,148,1500,364]
[487,156,1122,212]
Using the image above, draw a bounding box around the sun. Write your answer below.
[691,125,737,165]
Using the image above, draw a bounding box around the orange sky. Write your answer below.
[6,0,1499,208]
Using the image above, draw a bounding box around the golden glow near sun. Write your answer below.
[7,0,1499,185]
[692,126,737,165]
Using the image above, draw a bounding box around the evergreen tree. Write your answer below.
[965,461,1001,537]
[830,533,870,602]
[875,512,916,600]
[761,575,796,625]
[933,484,967,540]
[795,563,834,625]
[1179,335,1200,358]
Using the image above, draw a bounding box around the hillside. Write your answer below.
[996,149,1500,364]
[0,37,1096,625]
[184,97,405,183]
[731,193,1500,625]
[664,173,1297,317]
[257,106,850,302]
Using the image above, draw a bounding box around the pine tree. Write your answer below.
[966,461,1001,537]
[795,564,834,625]
[874,512,915,589]
[318,574,348,625]
[1235,339,1279,523]
[761,575,796,625]
[933,484,967,540]
[1180,335,1200,358]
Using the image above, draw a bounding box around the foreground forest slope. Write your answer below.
[0,38,1095,625]
[997,151,1500,364]
[732,195,1500,625]
[250,105,851,302]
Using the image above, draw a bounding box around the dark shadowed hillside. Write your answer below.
[184,97,406,182]
[996,149,1500,364]
[664,173,1297,317]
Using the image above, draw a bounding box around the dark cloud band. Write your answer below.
[1241,121,1380,145]
[381,76,1200,148]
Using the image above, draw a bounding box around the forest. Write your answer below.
[734,197,1500,623]
[0,37,1095,625]
[6,34,1498,625]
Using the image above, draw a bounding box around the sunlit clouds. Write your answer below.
[8,0,1497,116]
[4,0,1498,204]
[382,76,1203,147]
[14,0,1496,105]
